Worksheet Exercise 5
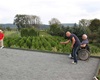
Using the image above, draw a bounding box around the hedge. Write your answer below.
[21,28,39,37]
[4,36,100,54]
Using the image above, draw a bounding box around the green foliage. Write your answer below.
[4,37,12,47]
[63,26,90,41]
[89,44,100,53]
[13,14,41,30]
[4,36,100,54]
[89,18,100,32]
[17,39,23,48]
[0,26,5,31]
[79,19,90,27]
[48,24,64,36]
[6,27,11,31]
[72,27,88,41]
[26,37,32,49]
[39,30,51,37]
[88,19,100,46]
[28,28,39,36]
[21,28,39,37]
[21,28,29,37]
[96,28,100,47]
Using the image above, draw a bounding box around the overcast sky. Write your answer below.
[0,0,100,24]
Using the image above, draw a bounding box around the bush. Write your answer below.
[28,28,39,36]
[90,44,100,53]
[21,28,39,37]
[21,28,28,37]
[17,39,24,48]
[48,24,64,36]
[4,37,12,47]
[26,37,32,49]
[72,27,89,41]
[4,36,100,54]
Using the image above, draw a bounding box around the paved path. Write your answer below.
[0,48,99,80]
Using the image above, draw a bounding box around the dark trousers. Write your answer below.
[72,45,80,63]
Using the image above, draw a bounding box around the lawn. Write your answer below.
[91,53,100,57]
[4,30,20,37]
[4,30,51,37]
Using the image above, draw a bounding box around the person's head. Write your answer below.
[82,34,87,40]
[66,31,71,37]
[0,30,3,33]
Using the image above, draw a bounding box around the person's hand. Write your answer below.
[60,42,64,44]
[71,45,73,48]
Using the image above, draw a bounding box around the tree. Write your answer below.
[13,14,29,29]
[29,15,42,29]
[79,19,90,27]
[48,18,64,36]
[89,18,100,32]
[13,14,41,30]
[0,25,5,31]
[6,27,11,31]
[49,18,61,25]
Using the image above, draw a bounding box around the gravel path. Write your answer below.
[0,48,99,80]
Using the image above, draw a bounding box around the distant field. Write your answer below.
[4,31,20,37]
[4,30,51,37]
[39,30,51,37]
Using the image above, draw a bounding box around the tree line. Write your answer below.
[13,14,100,47]
[13,14,41,30]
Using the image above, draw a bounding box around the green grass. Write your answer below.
[4,30,51,38]
[39,30,51,37]
[91,53,100,57]
[4,31,20,38]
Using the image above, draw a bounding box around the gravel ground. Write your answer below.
[0,48,99,80]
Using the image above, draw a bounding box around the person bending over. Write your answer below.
[60,31,80,64]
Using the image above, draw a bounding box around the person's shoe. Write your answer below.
[68,54,73,59]
[68,54,71,58]
[70,57,73,59]
[72,61,77,64]
[93,76,98,80]
[0,46,4,49]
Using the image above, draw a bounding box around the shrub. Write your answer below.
[21,28,28,37]
[28,28,39,36]
[90,44,100,53]
[26,37,32,49]
[4,36,100,54]
[17,39,24,48]
[21,28,39,37]
[40,46,45,51]
[4,37,12,47]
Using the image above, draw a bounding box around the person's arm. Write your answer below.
[81,44,86,47]
[60,40,70,44]
[71,37,75,48]
[2,33,4,40]
[81,40,88,48]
